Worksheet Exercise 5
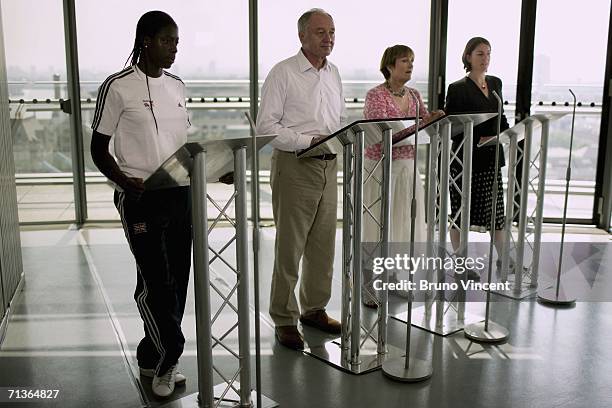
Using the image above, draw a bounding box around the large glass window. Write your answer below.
[2,0,74,223]
[258,1,431,218]
[259,1,431,99]
[75,1,249,220]
[445,0,522,124]
[532,0,610,220]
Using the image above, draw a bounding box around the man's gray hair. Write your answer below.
[297,8,333,34]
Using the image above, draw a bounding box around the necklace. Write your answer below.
[386,81,406,98]
[469,74,487,89]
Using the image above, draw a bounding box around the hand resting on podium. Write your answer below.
[310,135,325,146]
[429,110,445,121]
[477,135,497,147]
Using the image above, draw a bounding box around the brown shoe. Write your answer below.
[275,326,304,350]
[299,310,341,335]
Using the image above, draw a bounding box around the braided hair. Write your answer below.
[124,10,177,68]
[124,11,177,134]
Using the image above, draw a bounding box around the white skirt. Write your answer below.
[362,158,427,243]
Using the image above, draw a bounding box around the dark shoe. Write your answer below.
[275,326,304,350]
[299,310,341,335]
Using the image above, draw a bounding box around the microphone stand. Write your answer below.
[537,90,577,306]
[382,96,433,382]
[245,112,263,407]
[464,90,509,342]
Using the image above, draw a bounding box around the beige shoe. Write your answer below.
[152,365,177,398]
[140,366,186,385]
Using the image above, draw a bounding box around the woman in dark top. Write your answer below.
[445,37,510,272]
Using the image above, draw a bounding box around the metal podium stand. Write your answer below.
[145,136,277,408]
[295,118,416,375]
[487,113,567,300]
[392,113,497,336]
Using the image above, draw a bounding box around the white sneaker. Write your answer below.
[140,367,186,385]
[152,365,177,398]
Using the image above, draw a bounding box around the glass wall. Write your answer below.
[2,0,74,223]
[445,0,522,124]
[258,1,431,218]
[2,1,610,225]
[75,1,250,220]
[532,0,611,220]
[259,1,431,100]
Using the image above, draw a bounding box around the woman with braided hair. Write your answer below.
[90,10,191,398]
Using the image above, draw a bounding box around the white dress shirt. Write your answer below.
[257,49,348,152]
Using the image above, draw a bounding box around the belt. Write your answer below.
[310,154,337,161]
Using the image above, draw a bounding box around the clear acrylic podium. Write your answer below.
[145,135,278,408]
[296,118,417,375]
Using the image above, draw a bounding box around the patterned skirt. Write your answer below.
[450,163,505,231]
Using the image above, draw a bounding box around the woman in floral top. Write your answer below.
[361,44,443,307]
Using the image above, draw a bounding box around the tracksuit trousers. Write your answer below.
[114,186,192,376]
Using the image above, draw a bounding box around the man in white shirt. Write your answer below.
[257,8,347,350]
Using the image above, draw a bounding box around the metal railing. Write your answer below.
[9,98,602,224]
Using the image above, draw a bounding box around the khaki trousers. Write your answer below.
[269,149,338,326]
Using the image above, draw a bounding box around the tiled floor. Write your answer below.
[1,225,611,407]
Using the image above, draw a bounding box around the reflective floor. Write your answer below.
[1,225,611,407]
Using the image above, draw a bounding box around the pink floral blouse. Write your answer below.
[363,84,430,161]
